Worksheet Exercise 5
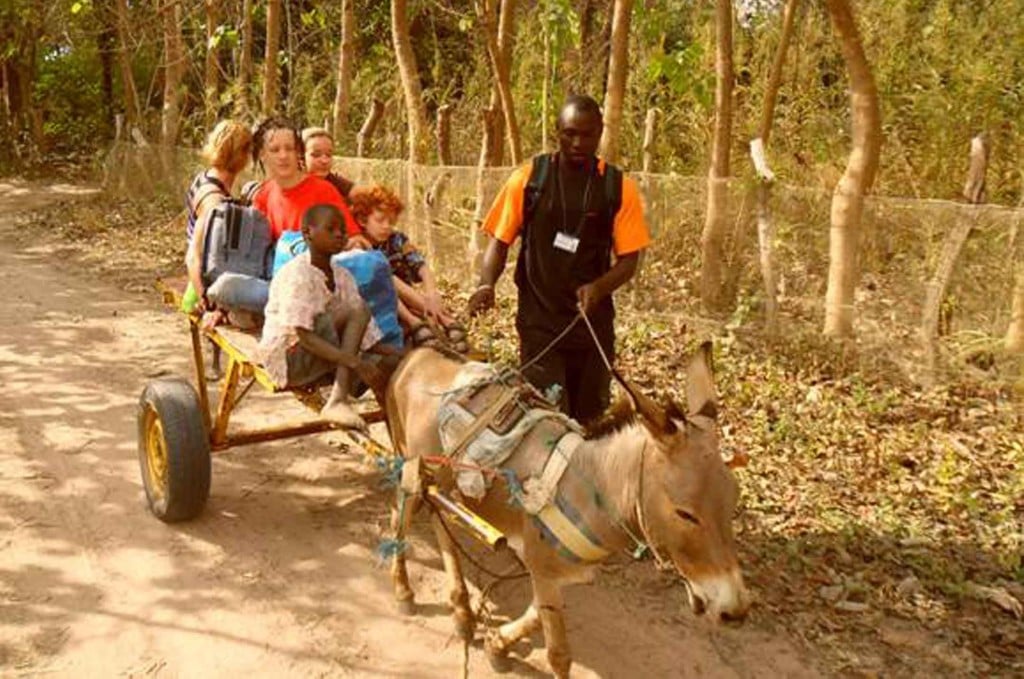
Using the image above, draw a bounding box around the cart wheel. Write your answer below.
[137,377,211,522]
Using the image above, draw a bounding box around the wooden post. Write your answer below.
[963,132,989,204]
[436,104,453,166]
[424,172,451,265]
[641,108,660,175]
[920,133,989,377]
[751,138,779,333]
[356,98,384,158]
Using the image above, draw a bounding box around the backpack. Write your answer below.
[333,250,404,350]
[522,153,624,229]
[272,230,307,276]
[200,200,275,287]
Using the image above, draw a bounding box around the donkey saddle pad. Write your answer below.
[437,363,577,500]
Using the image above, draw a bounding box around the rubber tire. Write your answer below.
[137,377,211,522]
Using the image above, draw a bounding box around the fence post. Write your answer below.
[919,133,989,380]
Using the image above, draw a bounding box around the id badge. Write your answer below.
[553,231,580,253]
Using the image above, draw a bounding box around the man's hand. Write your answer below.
[466,285,495,317]
[576,282,605,315]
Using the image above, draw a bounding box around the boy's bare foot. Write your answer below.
[320,400,366,430]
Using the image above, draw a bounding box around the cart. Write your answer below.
[136,277,388,522]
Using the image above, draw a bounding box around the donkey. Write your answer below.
[383,342,749,678]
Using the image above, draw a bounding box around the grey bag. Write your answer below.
[200,200,274,287]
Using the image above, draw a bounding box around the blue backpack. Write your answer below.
[272,231,307,276]
[333,250,404,350]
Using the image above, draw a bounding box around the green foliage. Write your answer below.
[3,0,1024,203]
[35,43,106,150]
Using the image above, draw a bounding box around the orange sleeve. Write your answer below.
[481,163,533,245]
[612,175,651,256]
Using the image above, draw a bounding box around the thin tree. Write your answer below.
[113,0,142,128]
[822,0,882,337]
[475,0,521,165]
[262,0,282,114]
[471,0,516,272]
[476,0,516,166]
[391,0,429,163]
[237,0,253,114]
[752,0,800,332]
[203,0,219,129]
[598,0,634,164]
[331,0,356,143]
[160,0,186,158]
[699,0,734,311]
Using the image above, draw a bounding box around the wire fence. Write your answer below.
[105,146,1024,384]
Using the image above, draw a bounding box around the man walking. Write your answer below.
[467,95,651,424]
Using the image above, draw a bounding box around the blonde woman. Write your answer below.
[182,120,253,313]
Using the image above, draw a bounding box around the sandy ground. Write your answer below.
[0,181,818,678]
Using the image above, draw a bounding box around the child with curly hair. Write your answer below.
[347,184,466,350]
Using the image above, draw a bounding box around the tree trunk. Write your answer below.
[160,0,186,158]
[822,0,882,337]
[204,0,219,129]
[391,0,430,164]
[436,104,453,165]
[759,0,800,144]
[356,98,384,157]
[262,0,282,114]
[598,1,614,101]
[476,0,521,165]
[598,0,633,164]
[752,0,800,332]
[113,0,142,128]
[332,0,356,143]
[471,105,503,273]
[571,0,596,92]
[699,0,734,312]
[477,0,515,167]
[237,0,253,115]
[97,1,117,135]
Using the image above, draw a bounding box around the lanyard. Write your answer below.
[556,155,594,238]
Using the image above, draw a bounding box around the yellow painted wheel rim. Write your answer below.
[144,406,168,500]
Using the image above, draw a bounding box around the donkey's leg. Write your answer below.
[429,510,476,641]
[484,602,540,672]
[533,577,572,679]
[390,492,420,614]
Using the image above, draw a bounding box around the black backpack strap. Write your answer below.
[522,153,552,228]
[603,162,623,226]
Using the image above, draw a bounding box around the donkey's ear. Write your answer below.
[686,341,717,420]
[665,397,689,425]
[632,386,676,436]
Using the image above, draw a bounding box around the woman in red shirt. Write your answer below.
[250,116,361,241]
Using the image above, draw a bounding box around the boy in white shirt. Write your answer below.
[258,204,383,429]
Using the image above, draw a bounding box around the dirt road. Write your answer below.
[0,181,816,678]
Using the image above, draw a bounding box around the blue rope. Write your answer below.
[376,538,408,565]
[375,455,404,488]
[499,468,524,507]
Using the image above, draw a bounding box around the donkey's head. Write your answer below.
[631,342,749,622]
